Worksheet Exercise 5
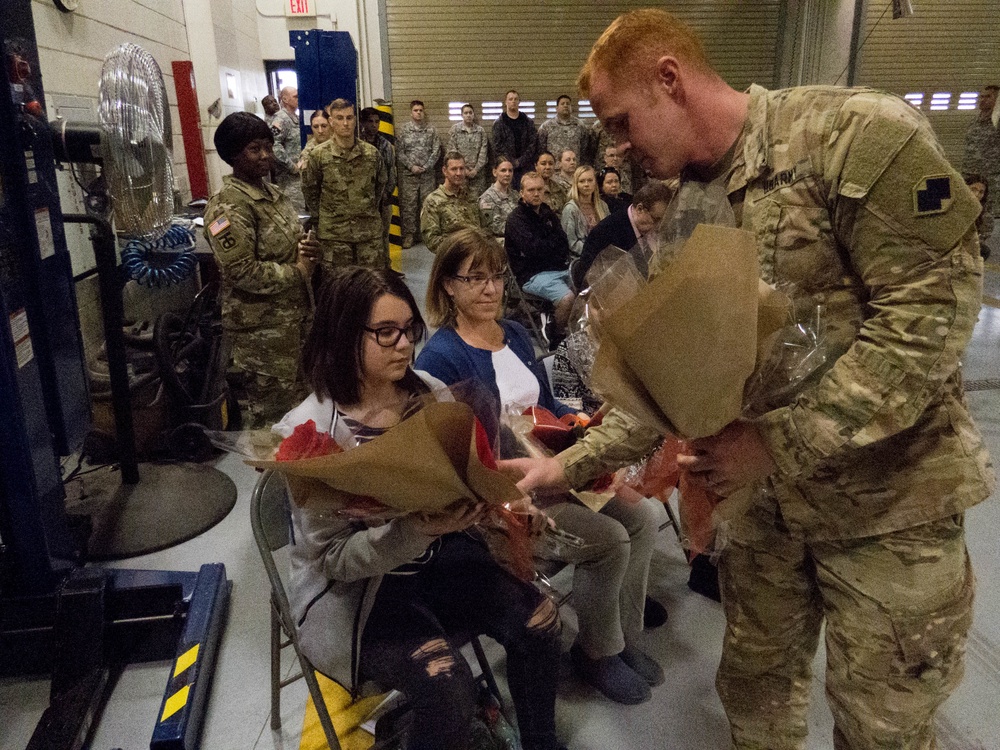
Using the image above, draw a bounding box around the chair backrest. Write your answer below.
[250,470,297,635]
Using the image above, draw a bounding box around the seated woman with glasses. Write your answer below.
[274,267,566,750]
[416,229,668,707]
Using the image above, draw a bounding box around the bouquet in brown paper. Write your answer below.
[569,180,830,554]
[212,396,536,580]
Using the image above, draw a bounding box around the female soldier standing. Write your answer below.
[203,112,321,428]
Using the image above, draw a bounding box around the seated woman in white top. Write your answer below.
[416,228,667,706]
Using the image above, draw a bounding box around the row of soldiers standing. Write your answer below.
[395,90,635,248]
[266,87,637,267]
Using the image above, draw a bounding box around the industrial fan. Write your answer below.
[0,19,230,750]
[53,43,237,560]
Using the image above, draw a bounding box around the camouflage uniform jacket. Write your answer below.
[560,85,994,542]
[396,120,440,173]
[544,177,568,215]
[203,175,309,379]
[271,108,301,179]
[365,134,398,200]
[538,116,588,163]
[479,183,519,237]
[961,117,1000,215]
[302,138,387,243]
[420,183,485,253]
[447,122,488,177]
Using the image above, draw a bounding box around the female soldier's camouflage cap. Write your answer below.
[214,111,273,165]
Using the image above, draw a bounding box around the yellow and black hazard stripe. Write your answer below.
[151,562,229,750]
[160,643,200,723]
[376,100,404,272]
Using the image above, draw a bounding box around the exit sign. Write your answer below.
[286,0,315,16]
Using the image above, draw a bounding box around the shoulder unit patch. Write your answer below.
[913,175,953,217]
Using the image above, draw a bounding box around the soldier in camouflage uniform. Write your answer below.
[479,156,518,240]
[420,151,486,254]
[505,10,995,749]
[447,103,490,197]
[360,106,398,242]
[535,150,568,215]
[270,87,305,213]
[396,100,440,248]
[962,84,1000,216]
[297,110,330,170]
[302,99,388,269]
[203,112,317,429]
[538,95,589,169]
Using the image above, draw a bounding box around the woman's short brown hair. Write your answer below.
[425,228,508,328]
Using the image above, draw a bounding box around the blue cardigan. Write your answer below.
[415,320,575,432]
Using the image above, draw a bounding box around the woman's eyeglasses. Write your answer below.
[364,321,425,347]
[450,270,508,291]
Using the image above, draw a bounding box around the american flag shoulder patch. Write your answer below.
[209,216,231,236]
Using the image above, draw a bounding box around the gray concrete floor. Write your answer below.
[2,245,998,750]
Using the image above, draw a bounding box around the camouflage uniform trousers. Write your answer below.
[398,171,436,240]
[227,329,307,430]
[716,498,974,750]
[319,237,388,269]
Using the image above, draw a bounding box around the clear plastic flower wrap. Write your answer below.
[207,380,539,580]
[498,402,618,559]
[561,178,832,556]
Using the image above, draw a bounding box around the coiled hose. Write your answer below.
[120,224,198,287]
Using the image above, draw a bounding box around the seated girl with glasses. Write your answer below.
[416,229,668,707]
[273,267,566,750]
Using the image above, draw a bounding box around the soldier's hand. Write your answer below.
[678,420,777,497]
[296,232,321,277]
[411,165,424,175]
[498,456,570,496]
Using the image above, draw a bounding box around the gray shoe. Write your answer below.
[570,644,651,704]
[620,644,664,686]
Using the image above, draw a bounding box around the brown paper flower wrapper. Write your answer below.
[248,401,523,512]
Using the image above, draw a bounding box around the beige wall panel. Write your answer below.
[384,0,782,128]
[854,0,1000,166]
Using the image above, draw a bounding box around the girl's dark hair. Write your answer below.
[301,267,425,405]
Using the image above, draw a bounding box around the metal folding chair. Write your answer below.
[250,470,506,749]
[251,469,342,748]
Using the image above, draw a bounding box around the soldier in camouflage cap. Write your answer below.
[270,87,305,213]
[420,151,486,254]
[302,99,388,269]
[503,10,994,749]
[204,112,319,429]
[397,100,440,248]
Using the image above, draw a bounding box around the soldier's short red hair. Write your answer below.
[578,10,712,96]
